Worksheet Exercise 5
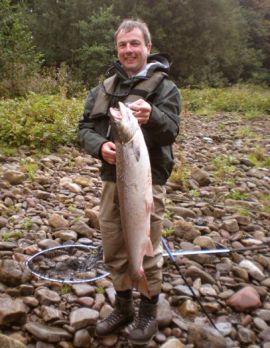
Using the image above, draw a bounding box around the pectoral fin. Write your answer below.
[133,142,141,162]
[145,238,154,257]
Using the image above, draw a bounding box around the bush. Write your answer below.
[182,84,270,117]
[0,94,84,150]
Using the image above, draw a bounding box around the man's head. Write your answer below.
[115,19,152,77]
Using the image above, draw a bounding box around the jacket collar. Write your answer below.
[105,53,171,82]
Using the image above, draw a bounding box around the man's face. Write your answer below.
[116,28,151,77]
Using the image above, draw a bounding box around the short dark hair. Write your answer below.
[115,19,152,46]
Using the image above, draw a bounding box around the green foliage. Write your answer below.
[162,227,175,237]
[74,6,119,86]
[212,155,236,179]
[236,127,258,139]
[20,158,39,179]
[169,164,191,189]
[112,0,265,86]
[2,230,23,242]
[0,94,84,149]
[21,218,33,230]
[0,0,269,91]
[0,146,18,157]
[237,207,251,217]
[60,284,72,295]
[225,190,249,200]
[189,189,200,198]
[259,194,270,214]
[182,84,270,117]
[96,287,105,294]
[248,146,270,168]
[0,0,43,97]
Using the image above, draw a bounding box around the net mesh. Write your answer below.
[27,245,109,283]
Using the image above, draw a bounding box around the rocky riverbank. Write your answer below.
[0,112,269,348]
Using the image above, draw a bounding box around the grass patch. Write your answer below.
[226,190,249,200]
[20,158,39,179]
[0,146,18,157]
[237,207,251,217]
[21,218,33,230]
[60,284,72,295]
[189,189,200,198]
[2,230,23,241]
[212,155,236,180]
[236,127,258,139]
[182,84,270,117]
[162,227,175,237]
[248,146,270,168]
[258,194,270,214]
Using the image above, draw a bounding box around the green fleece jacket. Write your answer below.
[78,53,181,185]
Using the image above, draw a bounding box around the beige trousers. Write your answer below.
[99,181,165,296]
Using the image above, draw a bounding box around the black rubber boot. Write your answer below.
[95,296,135,337]
[128,300,158,345]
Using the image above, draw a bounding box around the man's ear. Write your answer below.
[147,43,152,54]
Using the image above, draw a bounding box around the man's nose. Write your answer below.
[126,43,133,52]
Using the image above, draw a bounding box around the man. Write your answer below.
[78,19,181,345]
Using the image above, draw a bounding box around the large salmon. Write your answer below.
[110,102,154,298]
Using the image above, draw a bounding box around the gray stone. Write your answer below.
[0,294,28,326]
[157,295,173,327]
[186,265,216,284]
[160,338,185,348]
[70,307,99,329]
[191,166,211,186]
[73,329,92,347]
[35,288,61,305]
[0,333,26,348]
[41,305,63,322]
[3,170,26,185]
[48,213,69,229]
[24,322,72,343]
[71,221,95,238]
[188,323,227,348]
[72,284,95,297]
[0,259,23,286]
[222,218,239,233]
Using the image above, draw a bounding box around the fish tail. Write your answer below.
[133,272,151,299]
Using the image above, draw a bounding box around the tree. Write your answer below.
[112,0,264,86]
[0,0,42,96]
[240,0,270,83]
[74,6,119,86]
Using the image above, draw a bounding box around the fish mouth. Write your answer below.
[110,107,122,121]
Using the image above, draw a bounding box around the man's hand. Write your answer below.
[101,141,116,165]
[128,99,152,125]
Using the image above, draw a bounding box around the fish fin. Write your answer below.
[133,272,151,299]
[145,199,155,214]
[145,238,154,257]
[133,142,141,162]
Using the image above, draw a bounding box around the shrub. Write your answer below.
[0,94,84,149]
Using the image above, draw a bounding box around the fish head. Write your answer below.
[109,102,138,144]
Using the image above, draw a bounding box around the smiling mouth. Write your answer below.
[126,59,136,64]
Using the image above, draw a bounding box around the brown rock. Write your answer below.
[191,166,211,186]
[226,286,261,312]
[174,220,201,241]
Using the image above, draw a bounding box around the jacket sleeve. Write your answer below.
[78,87,108,160]
[142,79,181,148]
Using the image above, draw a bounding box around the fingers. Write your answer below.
[128,99,152,125]
[101,142,116,165]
